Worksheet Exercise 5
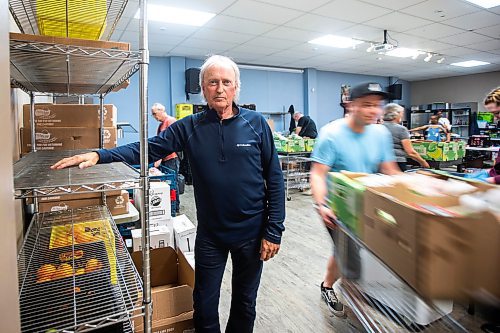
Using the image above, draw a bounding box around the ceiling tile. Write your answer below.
[148,21,200,36]
[336,24,386,41]
[119,30,139,43]
[312,0,392,23]
[242,36,302,49]
[468,39,500,52]
[145,0,236,13]
[251,55,297,66]
[222,0,303,25]
[442,11,500,31]
[405,23,464,39]
[222,51,261,63]
[253,0,331,11]
[229,44,282,56]
[457,52,500,64]
[439,46,477,56]
[400,0,481,22]
[168,45,213,57]
[365,12,433,33]
[389,33,454,51]
[475,24,500,39]
[204,15,276,34]
[179,38,238,50]
[487,5,500,14]
[191,28,256,44]
[284,14,354,33]
[439,31,492,47]
[263,27,320,42]
[358,0,428,10]
[148,33,185,45]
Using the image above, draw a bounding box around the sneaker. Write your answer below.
[321,281,345,317]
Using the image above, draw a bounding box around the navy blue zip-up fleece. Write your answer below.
[97,105,285,245]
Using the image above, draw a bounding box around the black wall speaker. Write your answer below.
[389,84,402,100]
[185,68,201,94]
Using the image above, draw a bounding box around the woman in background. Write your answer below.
[484,87,500,184]
[383,103,430,171]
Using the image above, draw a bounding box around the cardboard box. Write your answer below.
[131,226,171,252]
[21,126,117,153]
[23,104,117,128]
[266,119,275,132]
[175,104,193,120]
[27,190,122,204]
[183,251,195,271]
[411,141,461,161]
[134,182,171,227]
[132,248,194,333]
[107,191,129,216]
[10,32,130,51]
[328,172,367,239]
[363,184,495,299]
[172,215,196,253]
[304,138,315,152]
[39,198,101,213]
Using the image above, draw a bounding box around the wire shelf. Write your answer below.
[8,0,128,41]
[18,205,143,333]
[14,150,139,198]
[10,38,141,95]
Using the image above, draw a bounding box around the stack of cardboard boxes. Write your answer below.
[328,171,499,300]
[411,140,466,161]
[21,103,118,154]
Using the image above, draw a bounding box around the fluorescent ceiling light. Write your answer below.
[134,5,215,26]
[385,48,424,58]
[308,35,363,48]
[450,60,490,67]
[463,0,500,8]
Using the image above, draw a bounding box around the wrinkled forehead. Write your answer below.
[203,63,236,80]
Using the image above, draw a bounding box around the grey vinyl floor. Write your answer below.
[179,185,492,333]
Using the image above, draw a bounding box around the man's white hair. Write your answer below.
[199,55,241,103]
[151,103,165,112]
[383,103,404,121]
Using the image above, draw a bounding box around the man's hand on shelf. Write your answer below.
[50,152,100,170]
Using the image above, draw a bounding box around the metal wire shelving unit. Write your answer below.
[334,220,468,333]
[18,206,143,333]
[278,152,311,200]
[8,0,128,41]
[14,150,139,199]
[9,0,153,331]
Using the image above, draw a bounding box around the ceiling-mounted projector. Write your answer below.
[373,43,395,52]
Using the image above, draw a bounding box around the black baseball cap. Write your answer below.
[350,82,389,101]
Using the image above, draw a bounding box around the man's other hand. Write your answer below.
[50,152,100,170]
[260,239,280,261]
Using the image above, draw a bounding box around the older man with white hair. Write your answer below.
[51,55,285,333]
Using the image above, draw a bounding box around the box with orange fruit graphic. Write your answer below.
[48,220,117,284]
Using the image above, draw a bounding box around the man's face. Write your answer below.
[437,111,442,118]
[350,95,384,126]
[151,108,163,122]
[202,64,237,111]
[430,116,438,124]
[293,113,301,121]
[485,103,500,121]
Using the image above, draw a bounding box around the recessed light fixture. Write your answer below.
[308,35,364,48]
[385,47,424,58]
[424,53,433,62]
[436,57,445,64]
[134,5,215,26]
[463,0,500,8]
[450,60,490,67]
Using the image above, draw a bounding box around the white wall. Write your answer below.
[0,0,21,331]
[411,71,500,112]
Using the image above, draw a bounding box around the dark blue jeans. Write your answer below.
[193,234,263,333]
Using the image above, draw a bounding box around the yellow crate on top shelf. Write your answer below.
[176,103,194,119]
[37,0,107,40]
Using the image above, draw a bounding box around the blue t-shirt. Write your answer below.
[425,126,442,142]
[311,118,395,173]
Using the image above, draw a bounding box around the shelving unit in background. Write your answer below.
[9,0,154,331]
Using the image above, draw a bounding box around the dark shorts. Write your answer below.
[327,226,361,280]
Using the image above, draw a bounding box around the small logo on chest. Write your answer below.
[236,143,251,147]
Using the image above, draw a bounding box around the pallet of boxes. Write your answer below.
[132,181,196,332]
[328,171,499,303]
[21,103,130,216]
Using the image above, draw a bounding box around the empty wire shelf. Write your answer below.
[14,150,139,198]
[10,37,140,95]
[8,0,128,41]
[17,205,143,333]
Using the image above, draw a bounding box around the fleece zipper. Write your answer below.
[219,120,226,162]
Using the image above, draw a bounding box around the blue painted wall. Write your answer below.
[106,55,393,144]
[315,71,390,129]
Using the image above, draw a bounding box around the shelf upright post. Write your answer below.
[29,92,36,153]
[99,94,105,149]
[138,0,152,332]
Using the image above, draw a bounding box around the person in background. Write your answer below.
[293,112,318,138]
[51,55,285,333]
[409,115,450,142]
[437,110,452,132]
[310,82,400,316]
[383,103,430,171]
[484,87,500,184]
[151,102,180,213]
